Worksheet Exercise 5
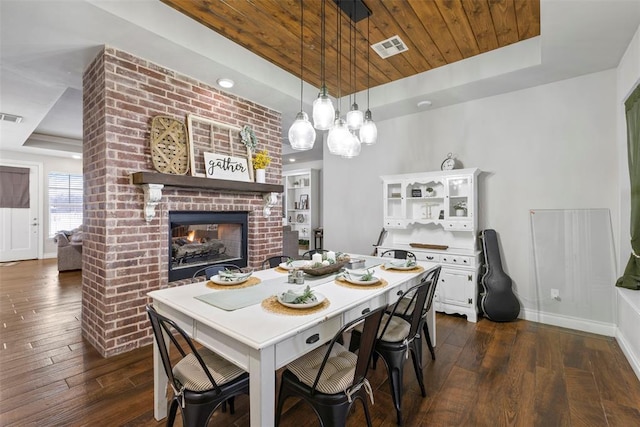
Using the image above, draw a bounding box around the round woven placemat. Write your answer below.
[206,276,261,290]
[261,296,330,316]
[274,267,289,274]
[334,277,389,290]
[380,265,425,273]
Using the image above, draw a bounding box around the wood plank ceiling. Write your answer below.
[161,0,540,97]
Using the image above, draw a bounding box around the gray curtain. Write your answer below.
[616,85,640,290]
[0,166,30,208]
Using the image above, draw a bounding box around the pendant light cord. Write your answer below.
[299,0,304,112]
[336,0,342,112]
[321,0,325,87]
[367,15,370,108]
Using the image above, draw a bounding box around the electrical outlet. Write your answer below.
[551,289,560,300]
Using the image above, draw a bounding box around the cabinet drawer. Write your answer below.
[444,221,472,231]
[440,255,472,266]
[343,295,387,323]
[275,316,342,367]
[416,253,440,262]
[384,219,405,228]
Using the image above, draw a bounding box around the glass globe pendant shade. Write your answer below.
[342,131,361,158]
[359,109,378,145]
[327,115,350,156]
[346,103,364,130]
[312,86,335,130]
[288,111,316,151]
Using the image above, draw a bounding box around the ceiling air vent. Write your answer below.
[0,113,23,123]
[371,35,408,59]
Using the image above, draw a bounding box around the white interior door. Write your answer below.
[0,163,40,262]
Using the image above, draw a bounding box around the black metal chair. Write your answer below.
[349,267,440,426]
[392,266,442,361]
[275,305,387,427]
[192,263,240,279]
[262,255,293,269]
[301,249,328,260]
[380,249,416,261]
[146,304,249,427]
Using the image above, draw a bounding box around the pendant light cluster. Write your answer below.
[298,0,378,158]
[288,0,316,150]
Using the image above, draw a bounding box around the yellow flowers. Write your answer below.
[253,149,271,170]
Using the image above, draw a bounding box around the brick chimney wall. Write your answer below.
[82,46,283,357]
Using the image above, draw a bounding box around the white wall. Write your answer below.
[324,69,619,328]
[0,150,82,258]
[615,24,640,380]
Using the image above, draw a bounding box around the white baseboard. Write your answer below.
[616,326,640,382]
[520,308,617,337]
[616,288,640,382]
[43,252,57,259]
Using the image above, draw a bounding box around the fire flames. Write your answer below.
[187,230,195,242]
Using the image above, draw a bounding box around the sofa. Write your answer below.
[283,225,299,259]
[54,229,83,271]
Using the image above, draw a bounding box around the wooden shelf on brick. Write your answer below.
[131,171,283,193]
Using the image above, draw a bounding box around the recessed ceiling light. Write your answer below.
[217,78,234,89]
[289,158,296,162]
[417,100,432,108]
[72,154,82,160]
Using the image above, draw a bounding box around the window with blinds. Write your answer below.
[48,172,83,237]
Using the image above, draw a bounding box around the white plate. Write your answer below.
[344,268,368,277]
[278,260,310,270]
[210,273,252,285]
[343,275,380,286]
[277,292,325,309]
[385,262,417,271]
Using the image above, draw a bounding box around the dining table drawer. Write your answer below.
[275,316,342,367]
[343,294,387,323]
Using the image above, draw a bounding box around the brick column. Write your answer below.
[82,46,283,357]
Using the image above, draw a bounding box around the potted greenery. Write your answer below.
[252,149,271,183]
[453,201,467,216]
[425,187,435,197]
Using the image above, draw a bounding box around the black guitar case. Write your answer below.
[479,229,520,322]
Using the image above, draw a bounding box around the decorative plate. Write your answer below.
[210,273,252,285]
[343,276,380,286]
[277,292,326,309]
[384,261,418,271]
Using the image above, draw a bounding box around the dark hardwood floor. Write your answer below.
[1,259,639,426]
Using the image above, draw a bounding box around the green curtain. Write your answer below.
[616,84,640,290]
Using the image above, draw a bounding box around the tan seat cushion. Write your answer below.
[286,342,357,395]
[173,348,245,392]
[354,313,410,343]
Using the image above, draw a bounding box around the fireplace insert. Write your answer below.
[169,211,248,281]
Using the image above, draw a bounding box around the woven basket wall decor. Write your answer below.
[150,116,189,175]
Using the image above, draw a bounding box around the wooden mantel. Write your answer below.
[131,171,283,193]
[131,171,283,221]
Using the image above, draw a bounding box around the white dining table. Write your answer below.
[148,256,438,426]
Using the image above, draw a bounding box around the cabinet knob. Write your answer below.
[426,256,434,260]
[361,308,370,315]
[397,290,404,296]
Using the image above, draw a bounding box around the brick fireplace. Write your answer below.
[82,46,283,357]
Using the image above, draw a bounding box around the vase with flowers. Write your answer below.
[253,149,271,183]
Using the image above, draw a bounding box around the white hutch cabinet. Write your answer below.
[283,169,320,256]
[379,168,481,322]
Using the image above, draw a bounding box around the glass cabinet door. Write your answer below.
[446,175,472,220]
